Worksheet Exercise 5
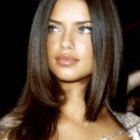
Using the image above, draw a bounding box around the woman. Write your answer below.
[0,0,140,139]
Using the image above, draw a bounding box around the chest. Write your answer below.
[56,121,131,140]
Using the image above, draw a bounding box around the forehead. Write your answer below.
[50,0,90,21]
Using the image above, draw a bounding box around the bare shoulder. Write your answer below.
[0,129,9,140]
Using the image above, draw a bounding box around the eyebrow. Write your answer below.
[49,19,92,25]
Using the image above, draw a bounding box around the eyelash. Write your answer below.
[48,24,92,33]
[78,25,92,33]
[48,24,60,32]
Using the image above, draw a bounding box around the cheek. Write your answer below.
[47,35,58,50]
[46,36,54,65]
[77,37,94,73]
[46,35,60,59]
[76,36,93,59]
[46,35,61,69]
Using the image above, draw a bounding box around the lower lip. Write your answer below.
[56,58,78,66]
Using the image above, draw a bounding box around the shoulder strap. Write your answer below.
[115,112,140,140]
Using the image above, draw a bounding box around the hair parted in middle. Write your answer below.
[25,0,123,118]
[6,0,125,139]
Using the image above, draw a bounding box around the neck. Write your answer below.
[60,90,86,123]
[59,78,90,123]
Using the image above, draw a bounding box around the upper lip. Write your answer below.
[55,54,79,61]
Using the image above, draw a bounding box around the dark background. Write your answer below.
[0,0,140,118]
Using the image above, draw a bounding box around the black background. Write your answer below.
[0,0,140,118]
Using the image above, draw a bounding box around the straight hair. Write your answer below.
[0,0,125,139]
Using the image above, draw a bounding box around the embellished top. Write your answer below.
[0,112,140,140]
[115,112,140,140]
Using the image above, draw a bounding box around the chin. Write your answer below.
[56,76,80,83]
[55,74,91,84]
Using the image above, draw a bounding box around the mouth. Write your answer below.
[55,55,79,66]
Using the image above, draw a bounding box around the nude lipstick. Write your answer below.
[55,55,79,66]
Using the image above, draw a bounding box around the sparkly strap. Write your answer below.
[100,129,132,140]
[115,112,140,140]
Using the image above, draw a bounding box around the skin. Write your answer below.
[47,0,93,83]
[47,0,130,139]
[127,70,140,93]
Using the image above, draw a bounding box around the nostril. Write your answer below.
[61,45,72,50]
[60,31,74,49]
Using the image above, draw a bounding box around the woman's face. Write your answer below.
[46,0,94,83]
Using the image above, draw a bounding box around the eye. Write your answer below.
[78,25,92,33]
[48,24,60,32]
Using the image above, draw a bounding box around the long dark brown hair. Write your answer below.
[0,0,125,139]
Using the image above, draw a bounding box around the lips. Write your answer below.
[55,55,79,66]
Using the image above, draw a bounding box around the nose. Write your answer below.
[60,30,74,50]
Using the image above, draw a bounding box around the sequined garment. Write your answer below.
[115,112,140,140]
[0,112,140,140]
